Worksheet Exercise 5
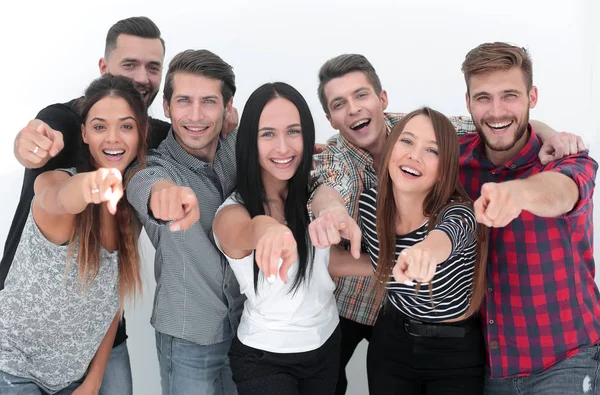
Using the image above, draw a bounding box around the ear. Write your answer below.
[528,86,538,109]
[99,58,108,76]
[225,97,233,113]
[379,89,389,111]
[465,92,471,114]
[81,124,88,144]
[163,96,171,118]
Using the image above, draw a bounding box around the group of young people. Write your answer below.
[0,15,597,395]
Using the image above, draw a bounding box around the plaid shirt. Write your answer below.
[459,127,600,379]
[309,112,474,325]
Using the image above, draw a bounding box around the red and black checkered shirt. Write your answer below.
[459,127,600,379]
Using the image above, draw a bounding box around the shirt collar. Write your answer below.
[471,124,541,171]
[165,128,220,171]
[331,113,397,168]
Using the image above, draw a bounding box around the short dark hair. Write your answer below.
[163,49,236,106]
[105,16,165,58]
[317,54,382,114]
[462,42,533,94]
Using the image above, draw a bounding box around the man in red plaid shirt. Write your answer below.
[308,52,590,394]
[459,42,599,394]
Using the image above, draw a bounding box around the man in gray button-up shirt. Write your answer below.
[127,49,243,395]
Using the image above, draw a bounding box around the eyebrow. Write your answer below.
[90,116,136,123]
[174,94,220,100]
[258,123,302,132]
[328,87,369,107]
[401,130,437,145]
[472,88,521,98]
[121,58,162,67]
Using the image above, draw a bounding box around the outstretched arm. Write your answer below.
[214,204,297,283]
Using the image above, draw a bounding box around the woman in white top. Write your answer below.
[213,82,367,395]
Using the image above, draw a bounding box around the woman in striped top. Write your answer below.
[361,107,488,394]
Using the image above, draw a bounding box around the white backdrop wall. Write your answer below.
[0,1,597,394]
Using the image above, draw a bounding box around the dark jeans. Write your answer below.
[367,306,485,395]
[335,316,373,395]
[229,324,341,395]
[484,345,600,395]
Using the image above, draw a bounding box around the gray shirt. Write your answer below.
[0,201,119,393]
[127,129,244,345]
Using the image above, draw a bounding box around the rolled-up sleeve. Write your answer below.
[544,152,598,218]
[308,149,353,219]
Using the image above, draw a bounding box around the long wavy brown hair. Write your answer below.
[373,107,488,318]
[67,74,147,307]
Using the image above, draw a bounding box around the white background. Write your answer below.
[0,1,598,394]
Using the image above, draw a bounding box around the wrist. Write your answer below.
[317,204,347,218]
[151,179,174,194]
[81,376,102,392]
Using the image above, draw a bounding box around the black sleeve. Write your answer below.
[148,118,171,149]
[0,101,81,288]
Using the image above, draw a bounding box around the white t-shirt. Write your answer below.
[214,194,339,353]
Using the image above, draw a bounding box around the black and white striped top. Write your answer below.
[359,187,478,322]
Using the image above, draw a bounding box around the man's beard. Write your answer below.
[474,109,529,153]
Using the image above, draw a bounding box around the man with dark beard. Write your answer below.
[459,42,599,394]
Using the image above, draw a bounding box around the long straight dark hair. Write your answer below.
[70,74,148,306]
[235,82,316,293]
[373,107,488,318]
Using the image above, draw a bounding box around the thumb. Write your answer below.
[538,151,553,165]
[106,184,124,215]
[36,123,52,138]
[170,192,199,231]
[339,221,361,259]
[393,257,414,286]
[49,129,64,157]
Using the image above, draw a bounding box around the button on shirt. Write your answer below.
[127,129,244,345]
[459,127,600,378]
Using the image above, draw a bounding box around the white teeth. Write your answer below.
[487,121,512,129]
[186,126,208,132]
[350,119,369,129]
[401,166,422,176]
[103,150,125,155]
[272,157,293,164]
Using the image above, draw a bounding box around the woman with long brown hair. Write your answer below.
[0,74,146,394]
[361,107,488,394]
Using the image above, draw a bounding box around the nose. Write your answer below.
[132,67,150,86]
[106,126,121,143]
[490,97,506,118]
[407,146,422,161]
[190,103,205,122]
[276,134,289,153]
[347,98,361,115]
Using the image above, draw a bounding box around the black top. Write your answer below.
[359,187,478,322]
[0,98,170,347]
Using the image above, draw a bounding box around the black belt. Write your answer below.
[404,319,469,338]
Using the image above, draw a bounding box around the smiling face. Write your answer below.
[257,97,304,185]
[82,96,140,173]
[99,34,164,108]
[323,71,388,153]
[388,115,439,197]
[164,72,231,163]
[466,67,538,165]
